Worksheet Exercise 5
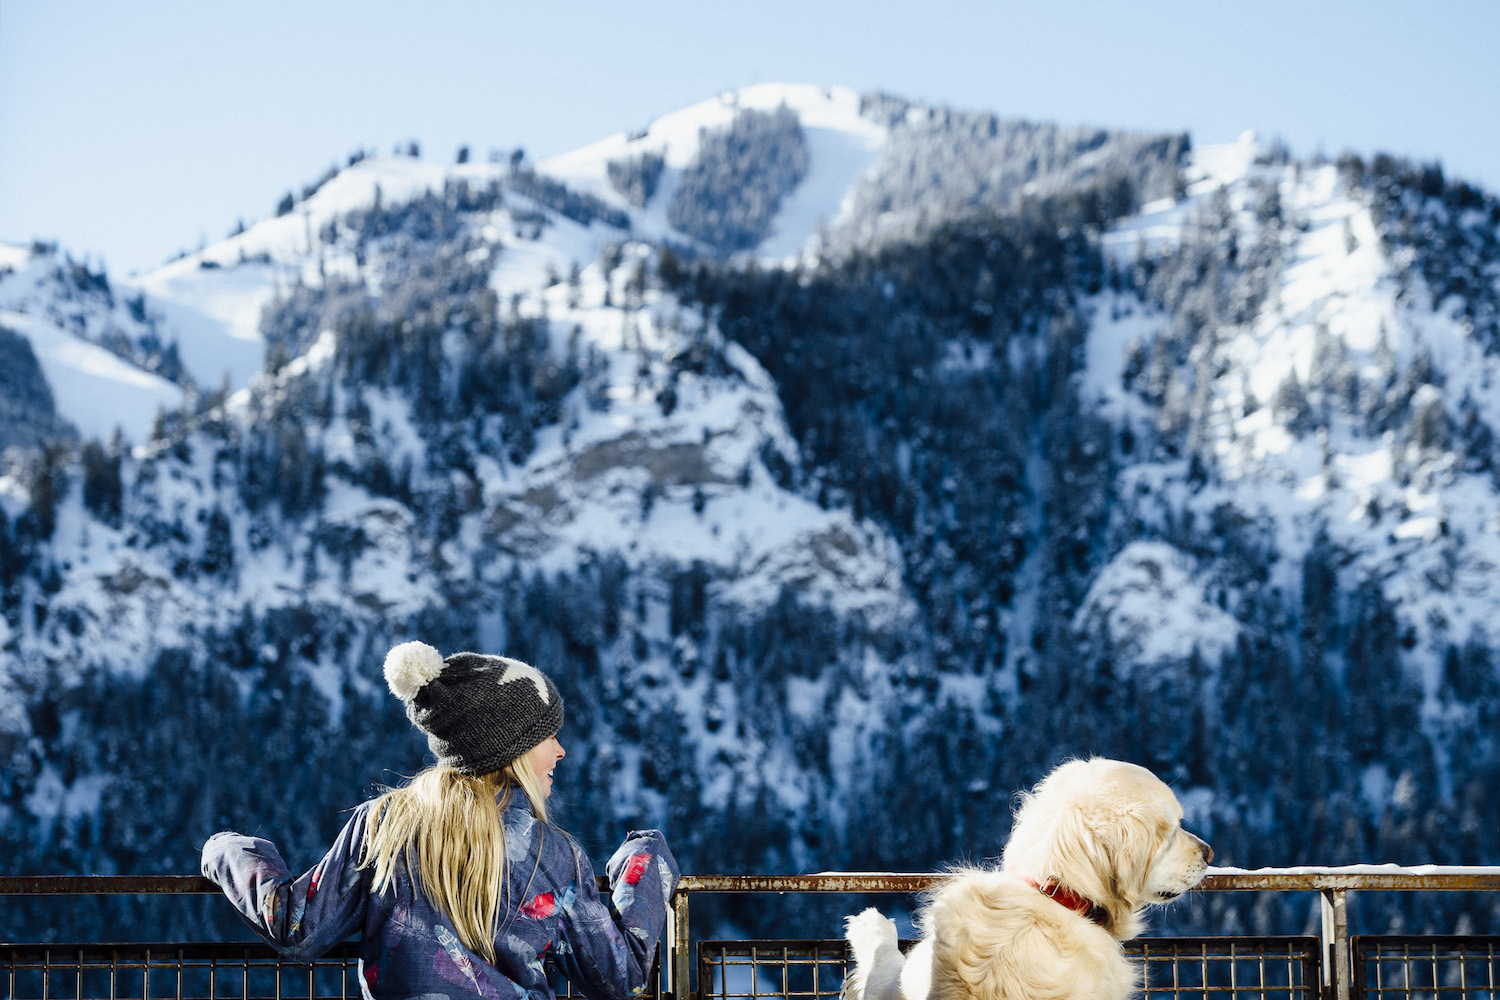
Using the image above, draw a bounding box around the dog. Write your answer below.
[842,758,1213,1000]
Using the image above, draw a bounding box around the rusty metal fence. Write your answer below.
[696,935,1322,1000]
[1353,936,1500,1000]
[5,869,1500,1000]
[0,941,616,1000]
[664,871,1500,1000]
[2,942,365,1000]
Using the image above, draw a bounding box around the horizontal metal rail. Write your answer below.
[7,868,1500,896]
[669,869,1500,893]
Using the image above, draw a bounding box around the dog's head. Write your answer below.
[1000,758,1212,939]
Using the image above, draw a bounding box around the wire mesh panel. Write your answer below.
[0,943,364,1000]
[547,947,661,1000]
[698,937,1321,1000]
[0,943,653,1000]
[698,940,859,1000]
[1132,937,1321,1000]
[1353,936,1500,1000]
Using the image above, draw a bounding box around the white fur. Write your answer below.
[843,759,1212,1000]
[383,640,444,701]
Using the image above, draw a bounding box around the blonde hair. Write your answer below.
[359,756,550,962]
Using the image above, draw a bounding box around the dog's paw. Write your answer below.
[844,907,899,966]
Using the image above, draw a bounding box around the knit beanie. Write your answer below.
[383,641,565,776]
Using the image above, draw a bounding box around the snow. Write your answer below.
[1089,132,1500,709]
[1189,130,1263,193]
[127,262,275,392]
[487,280,911,627]
[746,87,887,260]
[12,87,1500,830]
[0,307,183,443]
[42,517,199,685]
[490,212,598,303]
[1073,541,1239,670]
[23,765,108,834]
[1207,864,1500,877]
[1079,291,1163,425]
[540,84,886,260]
[106,170,916,652]
[0,242,33,270]
[4,93,1500,936]
[92,84,889,408]
[1102,132,1267,265]
[125,154,598,402]
[124,155,508,396]
[174,156,474,273]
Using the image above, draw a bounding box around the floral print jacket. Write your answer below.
[201,794,680,1000]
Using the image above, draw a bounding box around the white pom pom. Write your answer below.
[384,641,444,701]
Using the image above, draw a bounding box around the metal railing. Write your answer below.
[669,870,1500,1000]
[696,935,1323,1000]
[2,942,365,1000]
[0,941,620,1000]
[5,869,1500,1000]
[1353,936,1500,1000]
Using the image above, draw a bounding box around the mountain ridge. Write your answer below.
[2,84,1499,942]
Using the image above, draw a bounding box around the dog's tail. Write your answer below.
[840,967,864,1000]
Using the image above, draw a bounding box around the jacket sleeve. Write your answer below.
[200,804,374,963]
[555,829,681,1000]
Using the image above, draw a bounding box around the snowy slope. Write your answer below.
[506,247,907,623]
[540,83,886,259]
[11,90,1499,711]
[0,90,916,718]
[118,85,885,400]
[8,86,1500,945]
[1085,133,1500,702]
[0,243,186,443]
[125,157,497,392]
[0,311,180,444]
[16,93,1497,699]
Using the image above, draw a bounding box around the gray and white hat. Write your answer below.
[383,641,564,776]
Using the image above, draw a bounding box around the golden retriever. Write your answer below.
[842,758,1213,1000]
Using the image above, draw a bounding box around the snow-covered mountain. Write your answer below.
[4,84,1500,942]
[0,244,186,445]
[1089,133,1500,698]
[112,85,887,402]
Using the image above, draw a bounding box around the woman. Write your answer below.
[202,641,679,1000]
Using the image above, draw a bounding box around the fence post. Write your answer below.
[1320,888,1349,1000]
[671,887,691,1000]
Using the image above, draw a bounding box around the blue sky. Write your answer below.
[2,0,1496,276]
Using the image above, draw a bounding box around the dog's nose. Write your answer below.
[1190,832,1214,864]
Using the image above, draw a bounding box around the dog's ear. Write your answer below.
[1017,794,1116,908]
[1100,805,1168,902]
[1057,801,1168,940]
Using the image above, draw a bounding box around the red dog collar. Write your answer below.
[1016,873,1108,926]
